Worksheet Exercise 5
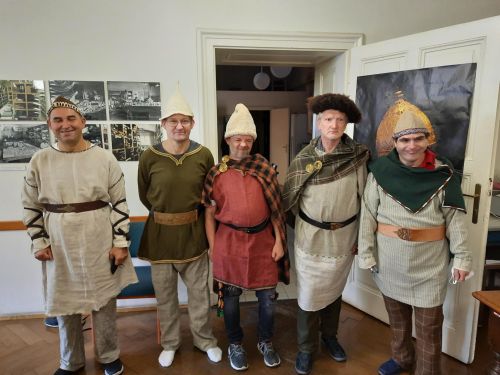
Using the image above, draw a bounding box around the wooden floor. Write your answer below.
[0,300,493,374]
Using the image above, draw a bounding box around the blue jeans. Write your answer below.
[223,285,277,344]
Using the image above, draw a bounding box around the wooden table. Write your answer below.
[473,290,500,375]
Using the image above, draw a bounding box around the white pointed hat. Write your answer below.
[224,103,257,139]
[160,83,194,120]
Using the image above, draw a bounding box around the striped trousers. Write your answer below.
[383,294,444,375]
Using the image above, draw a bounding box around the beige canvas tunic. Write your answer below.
[22,145,137,316]
[358,173,472,308]
[295,165,367,311]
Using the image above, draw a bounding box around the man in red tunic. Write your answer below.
[203,103,289,372]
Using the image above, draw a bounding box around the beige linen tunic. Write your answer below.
[358,173,472,308]
[22,145,137,316]
[295,165,367,311]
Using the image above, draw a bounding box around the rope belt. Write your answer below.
[154,209,198,226]
[377,223,446,242]
[43,200,108,213]
[299,209,357,230]
[222,217,270,234]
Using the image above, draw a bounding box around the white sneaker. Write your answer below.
[158,350,175,367]
[206,346,222,363]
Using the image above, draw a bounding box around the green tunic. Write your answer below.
[137,142,214,263]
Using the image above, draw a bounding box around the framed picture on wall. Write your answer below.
[0,123,50,164]
[0,80,46,121]
[48,80,107,121]
[110,123,161,161]
[83,123,108,148]
[107,81,161,121]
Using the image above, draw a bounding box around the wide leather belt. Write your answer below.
[299,209,357,230]
[377,223,446,242]
[43,200,108,213]
[154,209,198,226]
[222,218,270,234]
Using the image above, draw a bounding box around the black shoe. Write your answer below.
[321,336,346,362]
[295,351,312,375]
[378,358,405,375]
[103,358,124,375]
[53,367,84,375]
[44,317,58,328]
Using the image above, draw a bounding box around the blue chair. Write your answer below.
[117,220,160,343]
[118,221,155,298]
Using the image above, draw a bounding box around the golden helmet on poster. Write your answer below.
[376,91,436,156]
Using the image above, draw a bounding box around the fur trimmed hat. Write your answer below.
[310,93,361,123]
[393,110,430,139]
[224,103,257,140]
[160,84,194,120]
[47,96,83,118]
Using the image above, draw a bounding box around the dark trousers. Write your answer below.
[383,294,444,375]
[223,286,277,344]
[297,296,342,353]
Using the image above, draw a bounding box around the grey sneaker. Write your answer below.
[257,341,281,367]
[228,344,248,371]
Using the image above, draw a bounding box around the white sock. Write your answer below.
[158,350,175,367]
[206,346,222,363]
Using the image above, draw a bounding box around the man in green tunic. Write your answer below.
[358,110,472,375]
[137,85,221,367]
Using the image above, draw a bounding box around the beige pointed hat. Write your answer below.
[224,103,257,139]
[160,83,194,120]
[393,110,430,139]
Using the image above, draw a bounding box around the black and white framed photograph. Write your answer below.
[110,123,161,161]
[48,80,107,120]
[0,123,50,163]
[83,124,108,148]
[107,81,161,121]
[0,80,46,121]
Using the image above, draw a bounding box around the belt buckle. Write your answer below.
[396,228,411,240]
[330,222,342,230]
[57,204,75,213]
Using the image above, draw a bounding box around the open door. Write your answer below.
[342,16,500,363]
[270,108,290,185]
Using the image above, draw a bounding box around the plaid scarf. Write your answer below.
[203,153,290,285]
[283,135,369,213]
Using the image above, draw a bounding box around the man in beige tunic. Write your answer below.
[358,111,472,375]
[22,97,137,375]
[283,94,369,375]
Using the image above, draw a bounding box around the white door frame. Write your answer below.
[196,29,363,158]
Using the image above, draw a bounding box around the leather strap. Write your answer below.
[153,209,198,226]
[377,223,446,242]
[43,200,108,213]
[299,209,357,231]
[222,218,270,234]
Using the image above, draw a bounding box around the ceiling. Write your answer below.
[215,48,340,67]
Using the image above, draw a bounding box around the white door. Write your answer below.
[270,108,290,185]
[342,16,500,363]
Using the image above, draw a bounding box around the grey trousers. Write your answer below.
[57,298,119,371]
[297,295,342,353]
[152,253,217,351]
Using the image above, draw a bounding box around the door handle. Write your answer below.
[463,183,481,224]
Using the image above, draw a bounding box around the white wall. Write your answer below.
[1,0,500,316]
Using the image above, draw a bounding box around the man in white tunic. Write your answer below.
[358,111,472,375]
[22,96,137,375]
[283,93,369,375]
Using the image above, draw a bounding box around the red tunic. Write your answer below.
[211,169,278,289]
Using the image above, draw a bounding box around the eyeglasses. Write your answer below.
[165,119,192,127]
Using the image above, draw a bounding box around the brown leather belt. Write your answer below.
[43,200,108,213]
[154,209,198,226]
[377,223,446,242]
